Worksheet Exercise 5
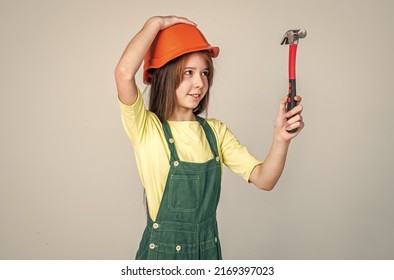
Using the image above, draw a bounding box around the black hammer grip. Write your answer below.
[286,79,297,133]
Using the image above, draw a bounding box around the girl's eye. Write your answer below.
[184,70,193,75]
[202,70,209,77]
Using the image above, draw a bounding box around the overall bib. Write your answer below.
[136,116,222,260]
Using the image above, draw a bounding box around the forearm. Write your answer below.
[249,94,304,190]
[250,139,290,191]
[115,17,162,105]
[116,18,161,79]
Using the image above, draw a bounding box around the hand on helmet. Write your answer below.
[148,16,197,31]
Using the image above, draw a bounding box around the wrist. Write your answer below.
[272,136,291,148]
[145,16,163,30]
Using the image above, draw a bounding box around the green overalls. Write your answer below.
[135,116,222,260]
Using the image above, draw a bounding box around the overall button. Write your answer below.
[152,223,159,229]
[215,156,220,162]
[149,243,156,250]
[169,138,175,144]
[174,161,179,167]
[175,245,181,252]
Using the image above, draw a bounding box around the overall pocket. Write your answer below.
[168,174,200,212]
[200,237,221,260]
[157,242,197,260]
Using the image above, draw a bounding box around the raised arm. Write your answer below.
[114,16,196,106]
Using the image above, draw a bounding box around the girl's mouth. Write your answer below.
[188,93,202,99]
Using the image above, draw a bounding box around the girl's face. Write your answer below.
[173,52,209,119]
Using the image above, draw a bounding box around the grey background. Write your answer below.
[1,0,393,259]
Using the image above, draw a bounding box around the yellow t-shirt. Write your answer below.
[119,88,261,221]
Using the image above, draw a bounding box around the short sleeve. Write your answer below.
[119,88,150,145]
[209,119,262,183]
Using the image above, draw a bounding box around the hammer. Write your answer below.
[281,29,307,133]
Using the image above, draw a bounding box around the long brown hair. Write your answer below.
[148,51,214,122]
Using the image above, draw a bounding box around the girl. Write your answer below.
[115,16,304,260]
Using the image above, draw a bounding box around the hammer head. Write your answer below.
[281,29,307,45]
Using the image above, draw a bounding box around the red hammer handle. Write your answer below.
[289,44,297,80]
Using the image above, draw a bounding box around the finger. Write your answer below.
[176,16,197,26]
[292,120,305,134]
[169,15,196,26]
[279,96,288,111]
[287,114,303,125]
[299,120,305,131]
[294,95,302,105]
[275,96,288,121]
[294,95,302,102]
[285,104,303,119]
[161,16,197,29]
[286,119,303,131]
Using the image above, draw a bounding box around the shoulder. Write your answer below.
[119,87,164,144]
[204,117,227,130]
[119,87,143,113]
[203,117,230,140]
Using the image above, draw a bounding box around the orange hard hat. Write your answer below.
[143,23,220,84]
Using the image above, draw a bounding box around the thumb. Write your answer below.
[277,96,288,117]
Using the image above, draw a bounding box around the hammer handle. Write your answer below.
[286,44,298,133]
[286,79,297,133]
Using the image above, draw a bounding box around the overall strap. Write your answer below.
[162,121,180,162]
[195,116,219,157]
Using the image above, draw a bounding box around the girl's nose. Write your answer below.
[193,74,204,88]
